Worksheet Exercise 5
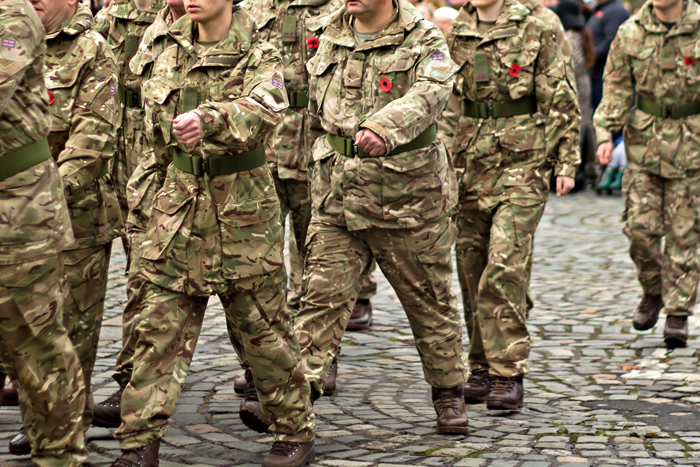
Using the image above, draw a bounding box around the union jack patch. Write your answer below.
[110,85,116,94]
[1,39,16,48]
[431,53,444,60]
[272,79,284,90]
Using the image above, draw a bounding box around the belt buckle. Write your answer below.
[486,103,494,118]
[200,157,210,176]
[352,144,359,157]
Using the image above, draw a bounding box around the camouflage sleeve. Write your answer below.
[535,28,581,178]
[592,32,634,146]
[438,91,459,151]
[192,41,289,153]
[58,38,121,192]
[93,7,111,39]
[0,10,43,115]
[359,27,457,153]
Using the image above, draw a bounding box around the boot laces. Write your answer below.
[435,387,460,413]
[100,386,124,407]
[269,441,300,457]
[639,295,662,314]
[667,315,687,327]
[467,371,490,386]
[111,450,143,467]
[244,371,259,402]
[492,378,516,392]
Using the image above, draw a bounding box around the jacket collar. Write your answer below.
[451,0,531,41]
[635,0,699,36]
[46,3,93,40]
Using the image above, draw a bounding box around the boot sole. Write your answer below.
[9,443,30,456]
[632,320,658,331]
[323,387,335,396]
[239,408,271,433]
[437,426,469,435]
[346,319,371,331]
[233,386,245,395]
[664,334,687,349]
[2,398,19,407]
[262,449,315,467]
[487,401,524,410]
[91,414,121,428]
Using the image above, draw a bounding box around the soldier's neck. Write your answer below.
[196,13,233,42]
[134,0,155,11]
[352,0,396,33]
[475,0,504,22]
[654,1,683,23]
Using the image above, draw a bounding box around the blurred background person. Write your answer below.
[433,5,458,33]
[417,1,436,20]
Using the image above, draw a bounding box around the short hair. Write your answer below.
[433,6,459,21]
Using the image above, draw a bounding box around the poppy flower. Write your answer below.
[595,11,603,17]
[306,37,319,49]
[380,77,392,92]
[48,91,54,105]
[509,64,521,78]
[685,56,695,66]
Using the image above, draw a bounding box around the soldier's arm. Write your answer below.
[592,33,634,146]
[0,13,42,115]
[535,28,581,178]
[192,42,288,152]
[359,26,457,154]
[58,39,121,192]
[93,7,111,39]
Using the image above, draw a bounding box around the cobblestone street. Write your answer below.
[2,190,700,467]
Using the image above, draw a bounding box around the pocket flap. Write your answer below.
[375,46,421,73]
[153,188,193,215]
[142,76,182,105]
[307,54,336,76]
[217,195,279,228]
[45,64,82,90]
[499,124,545,152]
[627,46,654,61]
[381,147,435,173]
[500,44,539,68]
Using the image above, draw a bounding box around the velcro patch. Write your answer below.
[272,79,284,90]
[431,52,444,60]
[2,39,16,48]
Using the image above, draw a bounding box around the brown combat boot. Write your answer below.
[487,375,524,410]
[463,370,492,404]
[239,369,272,433]
[664,315,688,349]
[324,358,338,395]
[261,441,315,467]
[92,386,124,428]
[633,294,663,331]
[347,299,372,331]
[233,374,246,395]
[9,428,30,456]
[3,380,19,406]
[431,386,469,434]
[109,439,160,467]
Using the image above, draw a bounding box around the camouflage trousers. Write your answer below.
[295,217,467,393]
[114,267,315,449]
[622,169,700,316]
[61,243,112,428]
[0,255,88,467]
[455,199,546,378]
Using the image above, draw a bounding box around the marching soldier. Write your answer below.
[0,0,88,464]
[593,0,700,348]
[448,0,580,408]
[7,0,122,454]
[107,0,317,465]
[296,0,470,434]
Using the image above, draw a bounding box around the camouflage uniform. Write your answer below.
[95,0,165,259]
[593,0,700,318]
[297,0,467,393]
[44,3,122,428]
[0,0,87,465]
[114,7,315,449]
[447,0,580,377]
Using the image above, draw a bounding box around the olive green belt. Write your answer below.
[0,138,52,181]
[288,91,308,108]
[636,95,700,119]
[117,86,141,108]
[460,95,537,119]
[327,124,437,158]
[173,146,266,176]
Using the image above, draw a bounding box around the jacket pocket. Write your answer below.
[623,108,654,168]
[141,76,182,144]
[499,44,540,101]
[682,115,700,171]
[627,46,655,86]
[307,54,339,112]
[45,64,82,132]
[140,185,194,261]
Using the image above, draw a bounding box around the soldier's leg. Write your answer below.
[114,282,207,449]
[295,221,372,393]
[285,178,312,316]
[221,267,315,442]
[454,209,493,375]
[60,244,112,429]
[357,261,377,301]
[112,128,131,260]
[0,255,88,467]
[477,199,546,378]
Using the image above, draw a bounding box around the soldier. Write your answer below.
[448,0,580,408]
[92,0,190,428]
[296,0,470,434]
[107,0,317,465]
[0,0,88,465]
[593,0,700,348]
[5,0,122,454]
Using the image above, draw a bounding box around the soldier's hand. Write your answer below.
[355,129,387,156]
[597,142,614,165]
[173,112,203,145]
[556,176,575,196]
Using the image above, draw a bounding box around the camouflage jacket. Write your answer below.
[125,5,177,234]
[45,4,123,249]
[447,0,580,210]
[135,7,288,295]
[95,0,164,96]
[593,0,700,179]
[306,0,458,230]
[243,0,341,180]
[0,0,74,264]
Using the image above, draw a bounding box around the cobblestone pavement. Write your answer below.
[2,190,700,467]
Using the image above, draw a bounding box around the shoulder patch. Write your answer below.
[2,38,16,48]
[0,48,17,68]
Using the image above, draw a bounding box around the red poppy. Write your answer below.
[306,37,319,49]
[509,63,521,78]
[685,56,695,66]
[48,91,54,105]
[595,11,603,17]
[379,77,392,92]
